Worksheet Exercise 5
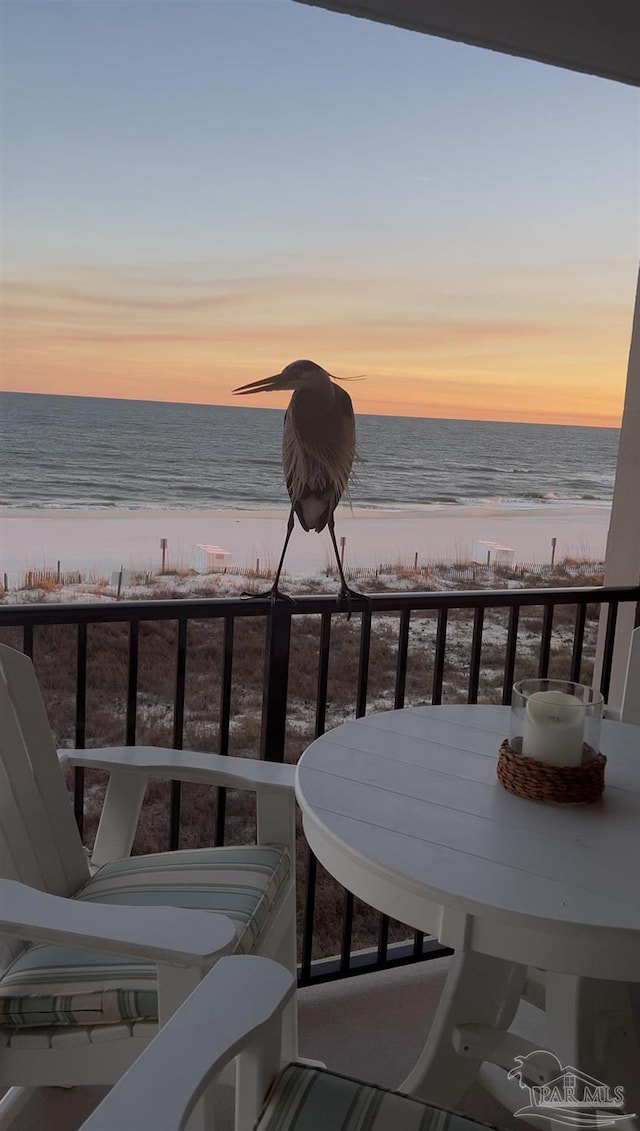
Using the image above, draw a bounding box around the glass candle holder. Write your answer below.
[510,679,603,767]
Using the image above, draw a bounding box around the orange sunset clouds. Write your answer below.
[3,259,634,426]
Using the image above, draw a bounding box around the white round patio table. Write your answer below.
[295,705,640,1116]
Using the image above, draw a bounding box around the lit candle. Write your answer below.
[521,690,585,766]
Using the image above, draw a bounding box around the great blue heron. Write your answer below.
[233,359,361,603]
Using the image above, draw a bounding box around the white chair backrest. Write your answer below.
[0,643,89,899]
[620,626,640,725]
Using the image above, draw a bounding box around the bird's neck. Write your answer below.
[292,379,335,417]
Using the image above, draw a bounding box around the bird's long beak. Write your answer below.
[233,373,292,396]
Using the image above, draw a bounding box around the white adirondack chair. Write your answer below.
[80,956,500,1131]
[0,643,298,1128]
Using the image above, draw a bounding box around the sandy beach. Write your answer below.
[1,502,610,583]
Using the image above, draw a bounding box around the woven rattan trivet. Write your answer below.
[497,739,606,803]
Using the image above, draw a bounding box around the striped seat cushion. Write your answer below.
[257,1065,497,1131]
[0,845,290,1030]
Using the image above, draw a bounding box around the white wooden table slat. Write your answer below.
[303,765,636,908]
[304,739,636,850]
[309,802,640,930]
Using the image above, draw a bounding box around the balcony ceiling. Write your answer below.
[294,0,640,86]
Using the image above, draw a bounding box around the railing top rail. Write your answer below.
[0,584,638,626]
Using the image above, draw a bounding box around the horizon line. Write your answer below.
[1,387,622,431]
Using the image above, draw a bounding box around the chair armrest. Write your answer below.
[0,879,235,967]
[59,747,297,868]
[80,956,295,1131]
[59,746,296,791]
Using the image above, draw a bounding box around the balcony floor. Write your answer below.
[8,955,638,1130]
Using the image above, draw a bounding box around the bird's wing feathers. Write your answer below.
[283,385,355,532]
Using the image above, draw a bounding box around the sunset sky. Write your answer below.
[2,1,638,426]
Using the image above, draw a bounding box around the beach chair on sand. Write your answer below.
[80,955,501,1131]
[0,643,297,1129]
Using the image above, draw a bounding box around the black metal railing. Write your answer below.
[1,584,638,984]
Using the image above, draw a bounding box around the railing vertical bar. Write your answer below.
[502,604,520,704]
[468,607,484,703]
[303,612,333,987]
[218,617,234,754]
[570,603,587,683]
[340,891,354,974]
[356,609,372,718]
[431,608,448,704]
[315,612,332,738]
[125,620,139,746]
[377,914,390,966]
[599,601,619,701]
[74,622,88,838]
[538,604,554,678]
[22,623,33,659]
[300,849,318,984]
[394,609,411,709]
[260,607,292,762]
[170,617,188,851]
[172,618,188,747]
[216,616,234,846]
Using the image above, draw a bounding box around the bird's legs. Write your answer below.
[242,508,296,604]
[328,516,366,608]
[271,508,296,598]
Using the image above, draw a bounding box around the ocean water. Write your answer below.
[0,391,619,512]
